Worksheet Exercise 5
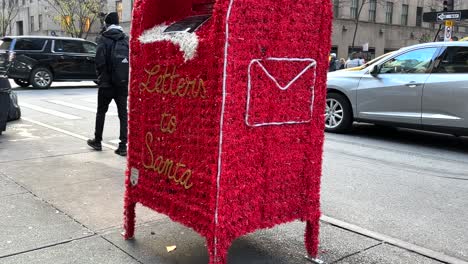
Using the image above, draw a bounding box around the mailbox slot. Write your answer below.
[164,1,214,33]
[164,15,211,33]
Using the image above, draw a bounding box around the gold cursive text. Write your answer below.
[160,113,177,134]
[140,65,207,99]
[143,132,193,190]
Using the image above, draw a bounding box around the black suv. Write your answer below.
[0,36,97,88]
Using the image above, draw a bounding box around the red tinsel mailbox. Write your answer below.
[124,0,332,263]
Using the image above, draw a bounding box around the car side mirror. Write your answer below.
[370,65,380,76]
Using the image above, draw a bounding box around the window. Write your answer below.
[82,42,97,54]
[30,16,34,32]
[62,16,71,31]
[333,0,340,18]
[350,0,359,19]
[434,47,468,74]
[116,1,123,23]
[348,47,375,61]
[38,14,42,30]
[368,0,376,22]
[401,4,408,26]
[14,39,47,51]
[416,7,423,27]
[83,17,91,33]
[0,39,13,50]
[380,48,437,74]
[54,40,84,53]
[385,2,393,24]
[16,21,23,35]
[384,49,397,54]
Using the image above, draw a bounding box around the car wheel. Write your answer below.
[14,79,30,88]
[30,67,53,89]
[325,93,353,133]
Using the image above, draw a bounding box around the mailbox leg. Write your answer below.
[305,217,320,259]
[123,202,136,240]
[207,236,229,264]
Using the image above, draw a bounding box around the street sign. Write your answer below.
[423,9,468,22]
[437,11,461,22]
[362,43,369,52]
[445,20,454,27]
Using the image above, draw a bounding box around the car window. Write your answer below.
[433,47,468,74]
[82,42,97,54]
[0,39,12,50]
[380,48,437,74]
[14,39,47,51]
[54,40,84,53]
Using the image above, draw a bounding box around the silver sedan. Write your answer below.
[326,41,468,136]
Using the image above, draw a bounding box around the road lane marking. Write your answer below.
[109,139,120,145]
[20,103,82,120]
[321,215,468,264]
[21,117,115,150]
[81,98,97,103]
[81,97,118,106]
[48,100,118,116]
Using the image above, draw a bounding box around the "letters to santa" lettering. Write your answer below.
[143,132,194,190]
[140,65,207,99]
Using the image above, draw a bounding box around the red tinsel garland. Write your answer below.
[124,0,332,263]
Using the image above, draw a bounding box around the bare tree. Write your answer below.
[418,32,433,43]
[0,0,19,36]
[349,0,399,52]
[44,0,105,39]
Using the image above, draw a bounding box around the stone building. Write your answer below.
[4,0,468,59]
[6,0,133,39]
[332,0,468,59]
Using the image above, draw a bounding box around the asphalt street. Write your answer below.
[0,81,467,263]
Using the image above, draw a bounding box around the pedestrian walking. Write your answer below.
[339,58,346,70]
[87,12,130,156]
[329,53,337,72]
[345,53,362,68]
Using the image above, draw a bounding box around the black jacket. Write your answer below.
[95,26,129,95]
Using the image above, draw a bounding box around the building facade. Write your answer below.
[4,0,468,59]
[332,0,468,59]
[6,0,133,39]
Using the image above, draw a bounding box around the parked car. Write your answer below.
[0,36,97,89]
[326,41,468,136]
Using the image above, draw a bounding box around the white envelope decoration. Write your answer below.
[245,58,317,127]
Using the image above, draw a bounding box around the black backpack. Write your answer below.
[110,36,130,86]
[8,91,21,121]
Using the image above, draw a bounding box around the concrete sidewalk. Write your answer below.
[0,120,447,264]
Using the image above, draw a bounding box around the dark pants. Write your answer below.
[94,89,128,147]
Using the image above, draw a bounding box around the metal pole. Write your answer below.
[434,23,443,42]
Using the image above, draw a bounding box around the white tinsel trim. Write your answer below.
[139,24,199,62]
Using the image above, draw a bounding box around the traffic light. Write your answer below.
[443,0,454,11]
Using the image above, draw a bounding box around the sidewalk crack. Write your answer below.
[1,173,95,233]
[0,234,97,259]
[101,236,145,264]
[329,242,384,264]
